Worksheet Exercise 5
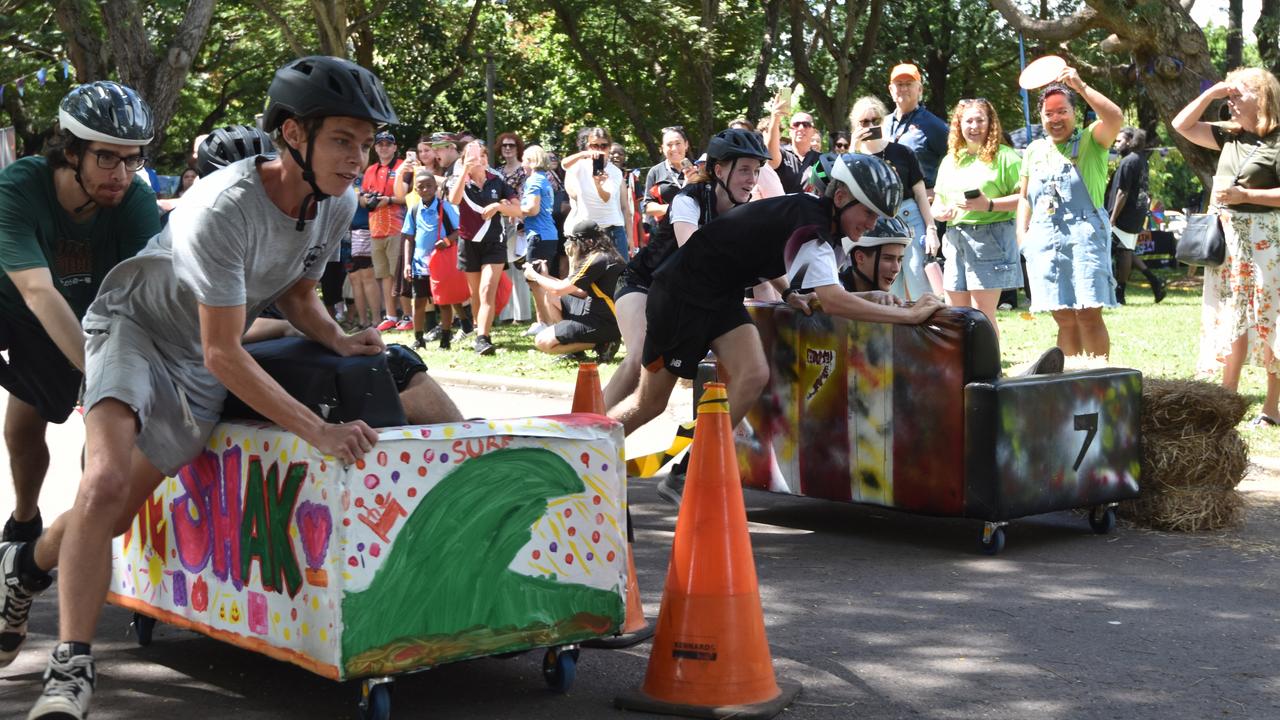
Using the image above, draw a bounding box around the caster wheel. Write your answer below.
[132,613,156,646]
[542,647,579,693]
[357,681,391,720]
[1089,506,1117,534]
[979,526,1005,555]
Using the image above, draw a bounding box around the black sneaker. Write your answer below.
[0,542,49,668]
[1152,277,1167,304]
[28,644,95,719]
[474,335,496,356]
[411,335,427,350]
[2,512,42,543]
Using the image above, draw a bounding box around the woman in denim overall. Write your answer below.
[1018,70,1124,358]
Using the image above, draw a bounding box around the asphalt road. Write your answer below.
[0,381,1277,720]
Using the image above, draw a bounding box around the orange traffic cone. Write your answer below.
[615,383,800,718]
[575,361,655,648]
[571,361,607,415]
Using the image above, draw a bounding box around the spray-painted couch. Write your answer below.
[110,414,627,716]
[733,303,1141,553]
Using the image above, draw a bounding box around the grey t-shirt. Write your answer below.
[84,157,354,416]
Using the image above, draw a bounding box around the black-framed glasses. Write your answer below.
[834,142,850,149]
[588,143,610,150]
[959,97,989,105]
[92,150,146,173]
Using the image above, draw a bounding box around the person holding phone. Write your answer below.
[930,98,1024,337]
[642,126,691,230]
[562,126,628,259]
[850,95,941,299]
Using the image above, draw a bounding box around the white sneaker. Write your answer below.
[523,322,547,337]
[997,302,1013,311]
[0,542,47,668]
[28,645,95,719]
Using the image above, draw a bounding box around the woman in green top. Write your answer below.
[1016,67,1124,359]
[931,98,1023,337]
[1173,67,1280,425]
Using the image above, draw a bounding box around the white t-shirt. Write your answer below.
[786,237,843,290]
[568,160,624,231]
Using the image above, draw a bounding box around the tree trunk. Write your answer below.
[989,0,1222,180]
[788,0,883,134]
[1228,0,1244,70]
[745,0,782,124]
[53,0,106,81]
[311,0,350,57]
[693,0,719,149]
[1258,0,1280,76]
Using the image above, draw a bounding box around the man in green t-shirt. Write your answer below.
[0,82,159,546]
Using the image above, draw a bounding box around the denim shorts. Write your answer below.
[943,219,1023,292]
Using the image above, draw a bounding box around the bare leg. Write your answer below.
[399,373,464,424]
[708,323,770,430]
[1222,335,1248,392]
[604,292,647,410]
[1076,307,1110,359]
[1266,371,1280,419]
[608,367,680,436]
[5,397,48,522]
[53,399,165,642]
[476,264,503,336]
[967,289,1003,340]
[1050,309,1084,356]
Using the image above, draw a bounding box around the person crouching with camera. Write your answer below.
[524,220,624,361]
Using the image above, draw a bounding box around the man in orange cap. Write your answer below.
[886,63,948,195]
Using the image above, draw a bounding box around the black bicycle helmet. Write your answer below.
[263,56,397,230]
[263,56,398,132]
[706,128,771,162]
[811,152,902,217]
[58,81,154,147]
[195,125,276,178]
[850,217,911,249]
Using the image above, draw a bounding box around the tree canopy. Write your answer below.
[1,0,1266,185]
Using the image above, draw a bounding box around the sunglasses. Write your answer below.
[791,121,813,128]
[834,142,849,149]
[501,143,517,148]
[959,97,989,105]
[661,125,685,134]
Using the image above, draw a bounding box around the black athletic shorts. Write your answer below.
[614,265,651,301]
[459,239,508,273]
[529,237,560,263]
[384,343,428,392]
[0,316,81,423]
[348,255,373,272]
[393,250,413,299]
[640,282,751,380]
[410,277,433,300]
[320,260,346,309]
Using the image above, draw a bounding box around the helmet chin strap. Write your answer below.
[280,123,329,232]
[852,246,884,291]
[70,156,97,214]
[713,158,749,207]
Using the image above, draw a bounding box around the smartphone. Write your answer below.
[405,150,417,164]
[777,86,792,109]
[865,126,882,140]
[963,188,982,199]
[592,154,606,175]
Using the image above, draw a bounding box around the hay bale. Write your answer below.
[1141,378,1248,434]
[1118,485,1245,532]
[1141,429,1249,491]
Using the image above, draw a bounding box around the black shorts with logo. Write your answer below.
[640,281,751,380]
[459,238,508,272]
[0,316,81,423]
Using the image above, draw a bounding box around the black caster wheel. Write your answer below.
[132,613,156,646]
[542,646,579,693]
[979,526,1005,555]
[357,681,391,720]
[1089,506,1117,534]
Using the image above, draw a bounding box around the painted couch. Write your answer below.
[109,415,628,682]
[733,303,1141,543]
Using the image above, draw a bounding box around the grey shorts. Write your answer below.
[943,219,1023,292]
[83,316,218,476]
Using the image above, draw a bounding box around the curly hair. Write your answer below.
[946,98,1003,165]
[496,131,524,158]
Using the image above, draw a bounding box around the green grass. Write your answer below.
[386,267,1279,457]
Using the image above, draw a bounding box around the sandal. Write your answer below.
[1251,414,1280,428]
